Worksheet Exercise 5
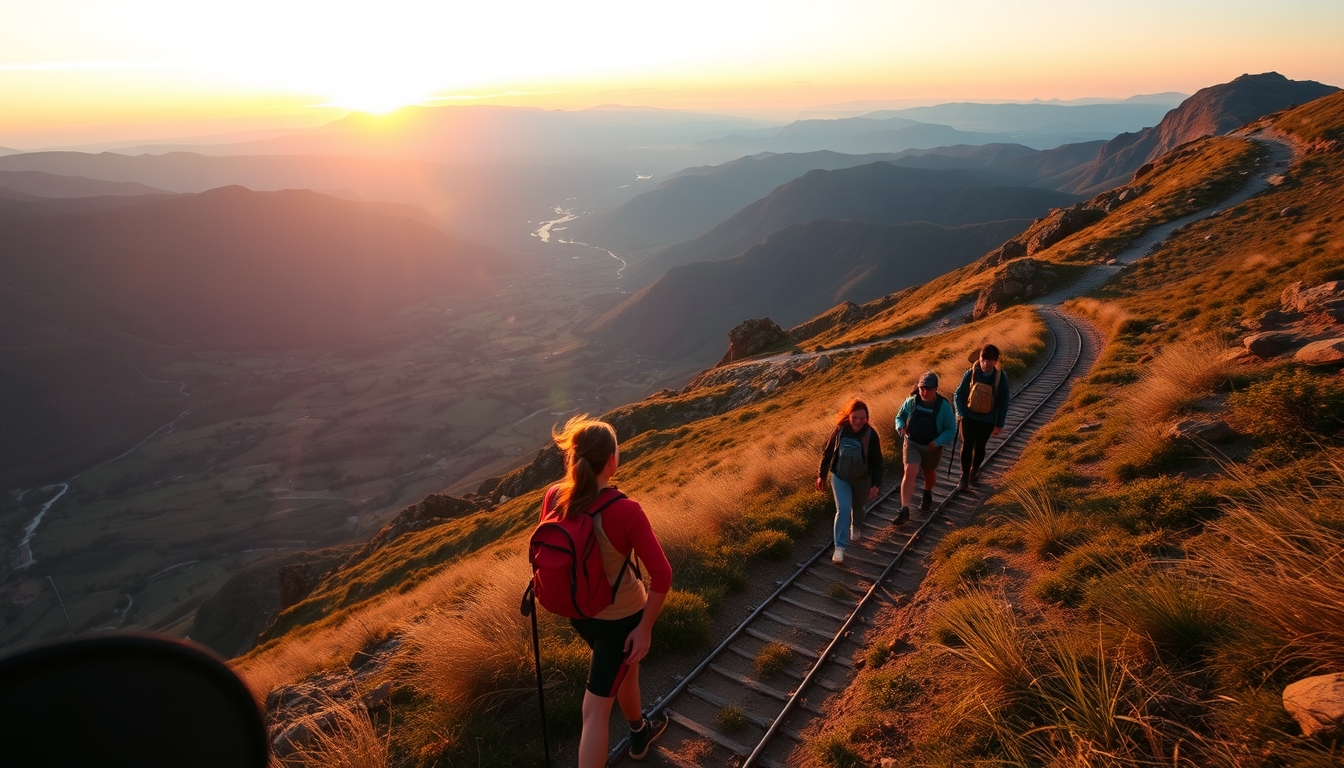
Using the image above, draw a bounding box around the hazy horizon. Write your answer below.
[4,0,1342,149]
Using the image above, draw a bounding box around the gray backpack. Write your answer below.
[832,427,872,482]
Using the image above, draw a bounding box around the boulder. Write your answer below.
[1283,672,1344,739]
[775,367,805,387]
[717,318,789,367]
[1168,419,1239,444]
[1026,203,1107,256]
[1295,338,1344,366]
[807,354,832,374]
[1242,331,1300,358]
[1241,308,1298,331]
[973,258,1058,319]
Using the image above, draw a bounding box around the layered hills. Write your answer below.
[627,163,1078,285]
[583,217,1030,359]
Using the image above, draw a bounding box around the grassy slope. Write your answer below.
[237,308,1049,766]
[807,93,1344,767]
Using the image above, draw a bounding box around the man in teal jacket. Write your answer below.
[894,371,957,524]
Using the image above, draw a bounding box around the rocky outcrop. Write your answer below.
[1283,672,1344,739]
[1167,419,1240,444]
[339,492,487,572]
[1282,280,1344,321]
[972,258,1059,320]
[266,636,400,758]
[1240,281,1344,360]
[787,291,909,344]
[717,318,789,366]
[1026,203,1108,256]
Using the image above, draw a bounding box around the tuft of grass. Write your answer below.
[809,731,865,768]
[714,704,749,734]
[650,590,712,657]
[742,529,794,563]
[827,581,853,600]
[861,668,920,710]
[1195,457,1344,673]
[932,591,1033,692]
[1001,482,1093,558]
[864,640,891,669]
[1085,570,1229,661]
[279,699,389,768]
[754,642,792,679]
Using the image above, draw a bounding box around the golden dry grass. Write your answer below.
[277,699,389,768]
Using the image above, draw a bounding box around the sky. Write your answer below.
[3,0,1343,148]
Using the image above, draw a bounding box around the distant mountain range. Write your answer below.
[583,217,1029,360]
[628,163,1078,285]
[872,101,1174,135]
[0,170,169,198]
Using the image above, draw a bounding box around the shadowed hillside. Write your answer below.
[629,163,1078,285]
[563,150,904,252]
[585,218,1030,360]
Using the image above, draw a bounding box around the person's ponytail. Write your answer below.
[551,415,618,519]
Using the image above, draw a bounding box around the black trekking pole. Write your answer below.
[520,584,552,768]
[946,419,959,483]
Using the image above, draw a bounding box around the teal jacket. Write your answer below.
[895,394,957,448]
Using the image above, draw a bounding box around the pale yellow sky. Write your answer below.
[3,0,1342,148]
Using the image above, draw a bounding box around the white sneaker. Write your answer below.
[849,525,862,541]
[832,546,845,564]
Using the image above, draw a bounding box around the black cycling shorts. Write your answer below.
[570,609,645,697]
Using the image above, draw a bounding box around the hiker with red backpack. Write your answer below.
[816,399,884,564]
[895,372,957,523]
[524,416,671,765]
[954,344,1012,492]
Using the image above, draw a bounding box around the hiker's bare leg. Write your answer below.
[616,662,643,723]
[578,691,616,768]
[923,467,937,492]
[901,463,919,508]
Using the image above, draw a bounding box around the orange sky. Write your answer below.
[3,0,1343,148]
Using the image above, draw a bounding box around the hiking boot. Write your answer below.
[969,468,980,486]
[956,476,969,493]
[832,546,846,564]
[628,711,669,760]
[921,490,933,512]
[894,507,910,526]
[849,524,862,542]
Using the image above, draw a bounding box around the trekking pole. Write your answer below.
[520,584,552,768]
[946,419,959,482]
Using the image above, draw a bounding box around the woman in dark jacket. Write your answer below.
[817,399,883,564]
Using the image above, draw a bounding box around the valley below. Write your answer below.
[0,220,672,651]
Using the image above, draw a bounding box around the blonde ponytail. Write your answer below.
[551,415,618,519]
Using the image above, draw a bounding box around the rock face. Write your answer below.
[717,317,789,366]
[1283,672,1344,739]
[973,258,1058,319]
[1282,280,1344,321]
[1026,203,1108,256]
[338,492,486,573]
[1168,419,1240,444]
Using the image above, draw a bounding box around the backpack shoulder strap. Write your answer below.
[993,367,1001,391]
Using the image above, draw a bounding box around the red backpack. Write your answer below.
[524,487,635,619]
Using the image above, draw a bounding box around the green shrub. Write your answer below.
[754,642,792,679]
[1229,367,1344,446]
[931,546,992,590]
[864,640,891,669]
[650,590,711,657]
[742,530,793,562]
[714,704,749,734]
[1030,536,1145,607]
[810,732,864,768]
[862,669,920,710]
[931,591,1033,691]
[1099,477,1221,533]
